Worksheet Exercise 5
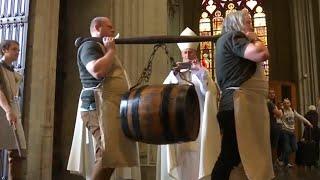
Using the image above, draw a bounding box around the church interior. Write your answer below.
[0,0,320,179]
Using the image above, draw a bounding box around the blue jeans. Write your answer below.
[280,130,297,165]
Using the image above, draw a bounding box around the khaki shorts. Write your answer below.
[81,110,103,161]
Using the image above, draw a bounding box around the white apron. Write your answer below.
[157,69,220,180]
[67,57,141,179]
[0,65,26,150]
[232,63,274,180]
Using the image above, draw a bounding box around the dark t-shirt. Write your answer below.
[215,31,256,111]
[267,100,277,125]
[77,41,104,110]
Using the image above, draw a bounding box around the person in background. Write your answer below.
[279,98,313,168]
[267,89,283,169]
[0,40,26,180]
[157,27,220,180]
[302,105,319,166]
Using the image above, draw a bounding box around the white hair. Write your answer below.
[308,105,316,111]
[222,11,246,34]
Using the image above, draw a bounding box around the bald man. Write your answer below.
[68,17,140,180]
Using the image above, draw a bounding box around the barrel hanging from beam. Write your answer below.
[119,84,200,144]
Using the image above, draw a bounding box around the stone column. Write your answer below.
[291,0,319,113]
[23,0,60,179]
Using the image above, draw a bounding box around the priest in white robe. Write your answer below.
[156,27,221,180]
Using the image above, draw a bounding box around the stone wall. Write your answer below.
[24,0,60,179]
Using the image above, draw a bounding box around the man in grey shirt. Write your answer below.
[212,10,269,180]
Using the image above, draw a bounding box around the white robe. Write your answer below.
[67,99,141,180]
[157,68,221,180]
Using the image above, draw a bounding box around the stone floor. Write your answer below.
[2,163,320,180]
[140,165,320,180]
[275,166,320,180]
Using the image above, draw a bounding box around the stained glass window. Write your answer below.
[199,0,269,77]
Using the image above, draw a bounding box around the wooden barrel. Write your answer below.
[120,84,200,144]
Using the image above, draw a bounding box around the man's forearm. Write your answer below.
[294,111,312,126]
[0,90,11,113]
